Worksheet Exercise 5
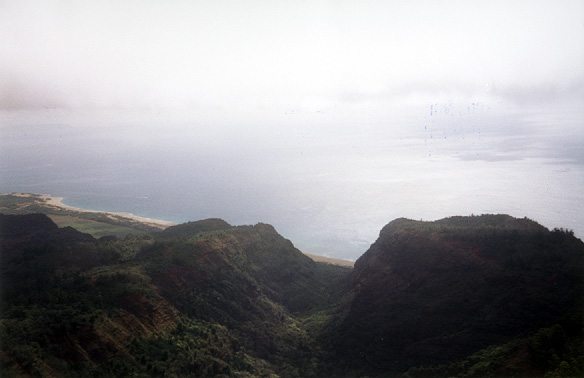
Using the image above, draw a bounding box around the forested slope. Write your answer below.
[328,215,584,377]
[1,214,582,377]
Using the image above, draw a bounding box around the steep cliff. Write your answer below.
[330,215,584,375]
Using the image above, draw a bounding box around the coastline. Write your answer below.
[3,192,355,266]
[8,193,176,229]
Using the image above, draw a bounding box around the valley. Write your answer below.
[0,194,583,377]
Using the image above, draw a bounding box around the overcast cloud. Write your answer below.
[1,0,583,117]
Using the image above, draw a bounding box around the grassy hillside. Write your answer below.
[0,193,168,238]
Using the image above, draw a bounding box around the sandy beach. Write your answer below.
[9,193,176,229]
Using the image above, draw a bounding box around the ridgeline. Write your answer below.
[1,205,583,376]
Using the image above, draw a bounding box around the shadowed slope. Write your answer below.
[330,215,584,375]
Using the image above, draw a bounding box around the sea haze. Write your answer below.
[2,1,583,260]
[1,104,583,261]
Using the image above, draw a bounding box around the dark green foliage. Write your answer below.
[1,271,103,375]
[1,213,583,378]
[330,215,584,376]
[155,218,232,241]
[137,222,348,376]
[0,214,349,377]
[106,318,280,377]
[403,323,584,378]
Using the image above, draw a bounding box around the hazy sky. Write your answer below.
[1,0,583,118]
[1,1,584,259]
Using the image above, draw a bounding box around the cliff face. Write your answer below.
[332,215,584,374]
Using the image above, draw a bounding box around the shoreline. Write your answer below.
[9,193,176,229]
[3,192,355,266]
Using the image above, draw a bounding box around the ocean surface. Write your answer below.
[2,107,583,260]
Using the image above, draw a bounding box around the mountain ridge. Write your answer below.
[1,213,583,377]
[330,214,584,376]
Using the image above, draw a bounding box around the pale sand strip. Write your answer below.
[304,253,354,267]
[10,193,176,229]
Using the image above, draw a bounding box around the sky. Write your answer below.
[1,1,584,259]
[2,0,583,117]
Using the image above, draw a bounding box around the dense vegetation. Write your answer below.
[330,215,584,377]
[0,214,349,377]
[1,213,583,377]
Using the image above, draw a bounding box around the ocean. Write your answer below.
[2,107,583,260]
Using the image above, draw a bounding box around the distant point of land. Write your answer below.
[0,192,175,238]
[0,193,354,267]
